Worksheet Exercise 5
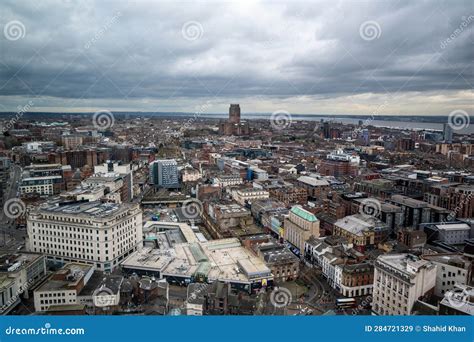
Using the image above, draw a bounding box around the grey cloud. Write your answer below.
[0,0,472,114]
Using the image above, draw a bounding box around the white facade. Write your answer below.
[436,223,471,245]
[33,263,94,312]
[182,168,201,182]
[19,175,62,196]
[27,201,143,272]
[94,162,133,200]
[213,175,243,187]
[0,253,46,314]
[186,302,203,316]
[327,148,360,165]
[423,255,471,297]
[232,189,269,206]
[373,254,436,315]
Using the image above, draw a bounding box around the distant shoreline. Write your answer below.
[0,111,471,125]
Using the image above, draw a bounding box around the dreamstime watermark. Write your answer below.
[351,100,389,138]
[92,286,115,307]
[92,110,115,130]
[446,286,471,310]
[1,278,36,312]
[4,20,26,41]
[444,192,472,222]
[346,295,372,315]
[181,21,204,41]
[3,198,26,219]
[187,283,209,302]
[359,20,381,41]
[358,198,382,218]
[270,286,292,308]
[448,109,470,131]
[270,110,292,131]
[5,323,85,336]
[263,10,304,48]
[183,100,212,131]
[84,11,122,49]
[181,198,203,220]
[2,100,34,133]
[440,15,474,49]
[147,100,213,147]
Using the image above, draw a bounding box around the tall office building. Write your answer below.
[149,159,179,188]
[322,121,331,139]
[362,128,370,145]
[443,123,453,143]
[229,104,241,123]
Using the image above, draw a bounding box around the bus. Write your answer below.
[336,298,357,309]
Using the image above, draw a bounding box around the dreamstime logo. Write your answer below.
[2,100,34,133]
[186,283,208,303]
[4,20,26,41]
[270,110,292,130]
[446,287,471,309]
[358,198,381,218]
[181,198,203,220]
[1,277,36,311]
[444,192,472,223]
[181,21,204,41]
[3,199,26,219]
[92,110,115,130]
[448,109,470,131]
[440,15,474,49]
[347,295,372,316]
[359,20,381,41]
[84,11,122,49]
[182,100,213,131]
[93,286,115,307]
[270,287,292,308]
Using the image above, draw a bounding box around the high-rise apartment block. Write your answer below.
[149,159,179,188]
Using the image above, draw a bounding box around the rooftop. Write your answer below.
[0,253,44,273]
[36,263,94,292]
[440,285,474,315]
[335,214,387,235]
[376,254,435,279]
[290,206,318,222]
[33,201,138,219]
[122,237,272,284]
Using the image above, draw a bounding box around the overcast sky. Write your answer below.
[0,0,472,115]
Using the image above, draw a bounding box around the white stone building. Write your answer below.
[373,254,436,315]
[27,201,143,272]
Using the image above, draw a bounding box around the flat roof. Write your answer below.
[435,223,471,231]
[335,214,386,235]
[35,201,137,219]
[122,237,272,284]
[0,252,44,273]
[36,263,93,292]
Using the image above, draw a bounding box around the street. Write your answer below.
[0,164,25,250]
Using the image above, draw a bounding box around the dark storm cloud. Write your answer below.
[0,0,472,114]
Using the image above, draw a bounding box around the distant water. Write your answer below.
[297,116,474,135]
[201,113,473,135]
